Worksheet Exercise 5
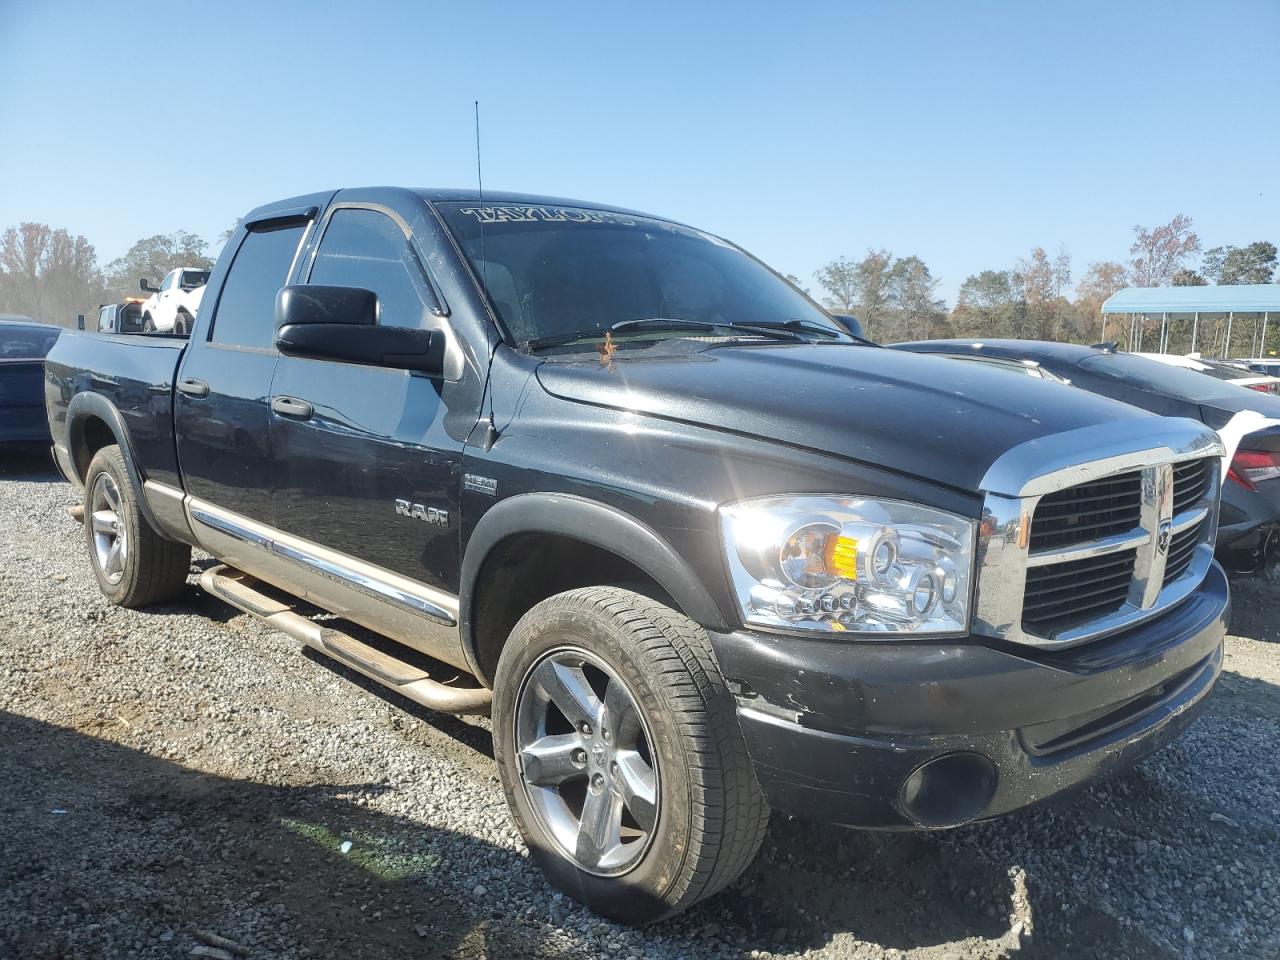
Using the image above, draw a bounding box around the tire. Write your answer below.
[142,314,155,333]
[493,586,769,923]
[174,311,192,336]
[83,445,191,607]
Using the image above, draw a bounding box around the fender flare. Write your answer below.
[65,392,163,534]
[458,492,731,675]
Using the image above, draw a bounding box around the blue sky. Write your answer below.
[1,0,1277,303]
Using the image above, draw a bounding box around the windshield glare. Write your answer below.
[437,202,841,346]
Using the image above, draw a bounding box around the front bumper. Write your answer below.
[709,560,1229,829]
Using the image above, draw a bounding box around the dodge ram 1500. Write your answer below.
[45,187,1230,922]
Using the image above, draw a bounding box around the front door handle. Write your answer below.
[177,378,209,398]
[272,396,314,420]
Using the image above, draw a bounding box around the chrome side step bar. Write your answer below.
[199,564,491,716]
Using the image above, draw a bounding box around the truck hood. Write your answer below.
[536,343,1156,494]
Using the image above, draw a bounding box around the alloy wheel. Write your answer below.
[514,646,660,876]
[90,473,127,585]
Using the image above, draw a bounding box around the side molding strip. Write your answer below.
[188,499,458,626]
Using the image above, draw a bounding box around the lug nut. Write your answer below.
[580,722,592,736]
[571,748,587,766]
[590,773,605,793]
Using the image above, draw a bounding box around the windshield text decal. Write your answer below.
[457,206,638,226]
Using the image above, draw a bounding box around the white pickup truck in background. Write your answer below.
[138,267,210,334]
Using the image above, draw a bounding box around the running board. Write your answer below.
[198,564,491,715]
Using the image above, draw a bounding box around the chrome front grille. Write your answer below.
[1172,459,1212,514]
[1022,548,1137,634]
[973,421,1224,650]
[1029,470,1143,551]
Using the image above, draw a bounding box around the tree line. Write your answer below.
[2,214,1276,353]
[809,215,1279,352]
[0,225,220,327]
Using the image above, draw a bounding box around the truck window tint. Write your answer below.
[308,209,436,329]
[210,223,306,349]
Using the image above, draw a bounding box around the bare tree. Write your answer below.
[1128,215,1200,287]
[0,223,104,326]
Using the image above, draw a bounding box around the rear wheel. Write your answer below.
[83,445,191,607]
[141,313,155,333]
[493,587,769,923]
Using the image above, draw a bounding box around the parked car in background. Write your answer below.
[96,300,146,334]
[1230,357,1280,379]
[139,267,209,334]
[891,339,1280,570]
[43,186,1229,922]
[1137,352,1280,395]
[1,316,60,447]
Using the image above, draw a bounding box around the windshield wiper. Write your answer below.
[524,317,802,352]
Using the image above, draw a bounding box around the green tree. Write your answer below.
[1172,268,1208,286]
[952,270,1017,337]
[1202,241,1277,284]
[885,255,945,341]
[104,230,213,301]
[814,249,894,339]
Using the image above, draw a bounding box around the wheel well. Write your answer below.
[76,416,116,480]
[470,533,680,684]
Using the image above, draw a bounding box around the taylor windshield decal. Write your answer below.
[457,205,638,226]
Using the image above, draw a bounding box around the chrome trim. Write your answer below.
[980,418,1223,498]
[1170,505,1210,535]
[187,499,458,626]
[269,539,456,624]
[190,505,271,548]
[974,419,1223,650]
[1025,528,1151,568]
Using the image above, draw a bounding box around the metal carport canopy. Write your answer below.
[1102,284,1280,314]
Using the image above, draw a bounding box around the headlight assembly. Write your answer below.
[719,496,975,636]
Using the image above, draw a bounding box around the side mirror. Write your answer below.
[831,314,867,340]
[274,285,442,375]
[76,314,86,331]
[140,278,159,293]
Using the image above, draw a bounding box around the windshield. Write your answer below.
[1083,352,1265,403]
[436,202,842,347]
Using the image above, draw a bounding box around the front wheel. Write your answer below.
[493,587,769,923]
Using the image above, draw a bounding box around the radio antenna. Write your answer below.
[475,100,499,451]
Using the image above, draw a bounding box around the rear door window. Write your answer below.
[210,223,306,349]
[306,208,438,329]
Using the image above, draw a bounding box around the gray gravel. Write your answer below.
[2,448,1278,960]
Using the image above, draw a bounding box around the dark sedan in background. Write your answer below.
[891,339,1280,570]
[1,316,60,448]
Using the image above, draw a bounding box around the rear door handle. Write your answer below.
[271,396,313,420]
[177,378,209,398]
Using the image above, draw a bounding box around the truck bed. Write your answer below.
[44,331,188,488]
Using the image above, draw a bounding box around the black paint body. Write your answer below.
[43,190,1229,829]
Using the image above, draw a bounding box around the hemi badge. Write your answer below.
[464,474,498,497]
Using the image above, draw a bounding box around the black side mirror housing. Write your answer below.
[273,284,442,375]
[140,278,159,293]
[831,314,866,339]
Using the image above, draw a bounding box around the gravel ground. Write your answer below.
[2,448,1278,960]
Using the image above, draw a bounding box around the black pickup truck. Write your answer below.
[45,188,1230,922]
